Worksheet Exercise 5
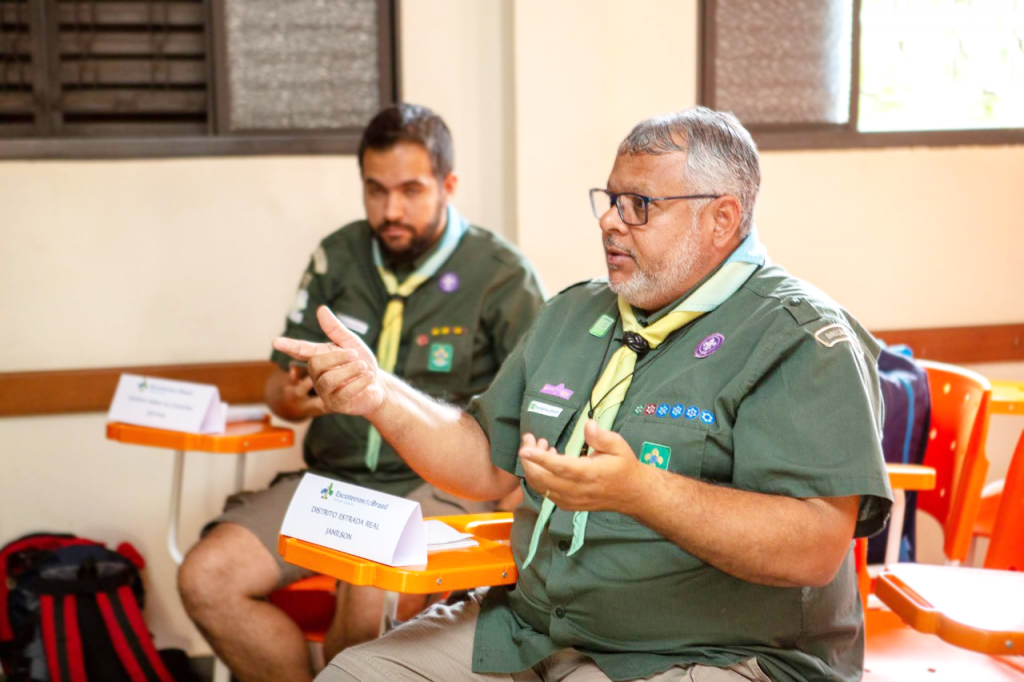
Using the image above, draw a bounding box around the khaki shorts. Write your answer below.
[207,472,498,587]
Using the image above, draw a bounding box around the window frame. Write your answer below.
[0,0,400,159]
[699,0,1024,151]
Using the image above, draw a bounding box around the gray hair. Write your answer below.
[618,107,760,238]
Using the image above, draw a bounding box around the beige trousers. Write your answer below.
[316,590,773,682]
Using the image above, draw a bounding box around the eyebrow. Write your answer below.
[364,177,427,189]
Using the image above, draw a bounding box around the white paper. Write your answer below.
[424,519,477,551]
[225,405,267,423]
[280,473,427,567]
[107,374,226,434]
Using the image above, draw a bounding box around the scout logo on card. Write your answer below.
[670,403,685,419]
[138,378,149,391]
[640,442,671,470]
[528,400,563,418]
[644,403,657,416]
[694,333,725,358]
[540,383,574,400]
[439,272,460,293]
[589,314,615,338]
[814,323,854,348]
[656,403,670,418]
[428,343,453,372]
[320,482,334,500]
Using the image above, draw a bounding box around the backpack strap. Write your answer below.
[95,586,174,682]
[39,594,87,682]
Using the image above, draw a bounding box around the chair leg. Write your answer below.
[212,657,231,682]
[309,641,326,672]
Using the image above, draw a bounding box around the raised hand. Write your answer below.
[518,419,648,513]
[272,306,386,416]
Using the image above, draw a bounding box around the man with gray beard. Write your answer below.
[275,107,892,682]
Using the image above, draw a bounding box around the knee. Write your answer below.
[178,539,234,616]
[178,526,275,616]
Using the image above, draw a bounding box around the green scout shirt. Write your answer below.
[467,264,893,682]
[270,212,545,496]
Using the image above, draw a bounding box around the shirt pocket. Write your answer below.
[616,417,709,479]
[402,332,473,399]
[514,389,584,480]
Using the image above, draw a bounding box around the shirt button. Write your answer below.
[788,297,802,305]
[558,540,570,552]
[554,607,566,619]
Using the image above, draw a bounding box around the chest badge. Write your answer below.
[589,314,615,338]
[694,333,725,358]
[438,271,460,293]
[427,343,453,372]
[540,383,574,400]
[640,441,671,470]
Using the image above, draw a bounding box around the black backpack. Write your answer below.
[0,533,180,682]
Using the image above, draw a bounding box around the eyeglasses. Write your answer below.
[589,188,721,226]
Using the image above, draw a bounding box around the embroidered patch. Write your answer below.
[670,403,685,419]
[540,383,574,400]
[416,334,429,347]
[528,400,564,418]
[336,312,369,336]
[589,314,615,338]
[656,403,670,418]
[288,289,309,324]
[634,405,645,415]
[427,343,453,372]
[644,403,657,416]
[438,271,460,293]
[814,323,854,348]
[640,442,671,470]
[684,406,700,421]
[700,410,716,425]
[312,246,328,274]
[694,333,725,358]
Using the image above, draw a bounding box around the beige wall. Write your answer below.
[1,0,1022,656]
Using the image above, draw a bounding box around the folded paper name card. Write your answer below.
[107,374,227,434]
[280,473,428,567]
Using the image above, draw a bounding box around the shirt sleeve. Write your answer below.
[731,323,893,538]
[269,245,335,371]
[466,326,531,475]
[480,258,546,365]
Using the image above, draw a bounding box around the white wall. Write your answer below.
[1,0,1022,656]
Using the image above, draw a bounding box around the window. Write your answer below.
[0,0,397,158]
[700,0,1024,149]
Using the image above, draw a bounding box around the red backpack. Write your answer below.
[0,533,177,682]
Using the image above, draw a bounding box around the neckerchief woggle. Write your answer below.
[521,231,768,568]
[364,205,468,471]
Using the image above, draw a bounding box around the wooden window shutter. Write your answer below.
[0,0,39,136]
[51,0,210,136]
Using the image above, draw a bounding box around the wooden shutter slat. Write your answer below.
[0,91,35,112]
[0,2,30,26]
[60,59,206,86]
[59,120,206,137]
[59,32,205,57]
[61,88,206,114]
[56,2,204,27]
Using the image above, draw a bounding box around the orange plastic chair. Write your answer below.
[981,429,1024,571]
[269,575,338,644]
[914,360,992,565]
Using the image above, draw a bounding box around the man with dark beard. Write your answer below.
[177,104,545,682]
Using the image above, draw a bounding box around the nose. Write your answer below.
[384,190,404,223]
[598,202,627,236]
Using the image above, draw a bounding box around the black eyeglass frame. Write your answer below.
[589,188,722,226]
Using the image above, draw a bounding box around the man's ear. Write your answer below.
[442,172,459,199]
[710,195,743,249]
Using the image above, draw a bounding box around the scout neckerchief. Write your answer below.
[521,231,768,568]
[364,205,468,471]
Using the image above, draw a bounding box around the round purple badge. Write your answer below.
[438,271,460,293]
[694,333,725,358]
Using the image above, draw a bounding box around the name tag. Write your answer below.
[528,400,563,418]
[336,312,369,336]
[107,374,226,434]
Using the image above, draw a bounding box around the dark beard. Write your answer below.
[374,202,447,266]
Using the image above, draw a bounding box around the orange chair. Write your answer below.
[981,429,1024,571]
[914,360,992,565]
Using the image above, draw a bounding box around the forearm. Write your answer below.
[630,466,858,587]
[370,374,518,501]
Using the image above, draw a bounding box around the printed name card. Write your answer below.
[280,473,427,567]
[107,374,227,434]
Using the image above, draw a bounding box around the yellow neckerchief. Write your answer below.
[364,205,467,471]
[521,236,766,568]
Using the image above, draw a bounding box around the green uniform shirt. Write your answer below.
[270,212,545,495]
[467,264,893,682]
